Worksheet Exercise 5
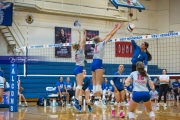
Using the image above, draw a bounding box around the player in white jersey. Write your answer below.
[72,29,87,109]
[0,76,4,102]
[91,22,123,109]
[125,62,155,120]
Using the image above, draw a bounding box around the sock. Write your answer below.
[79,105,81,109]
[19,102,21,105]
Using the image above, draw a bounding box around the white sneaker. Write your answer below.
[94,100,107,109]
[164,103,167,107]
[156,103,159,107]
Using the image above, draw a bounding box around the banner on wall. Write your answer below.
[0,2,13,26]
[55,27,71,58]
[115,42,133,58]
[85,30,99,59]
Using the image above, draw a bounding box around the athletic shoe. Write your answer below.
[72,99,78,105]
[156,103,159,107]
[88,106,92,113]
[110,99,115,104]
[164,103,167,107]
[62,102,66,107]
[111,109,115,117]
[24,102,28,107]
[94,100,107,109]
[102,100,107,105]
[119,111,125,118]
[18,104,24,107]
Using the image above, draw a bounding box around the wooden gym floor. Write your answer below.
[0,101,180,120]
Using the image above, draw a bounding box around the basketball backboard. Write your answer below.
[109,0,145,11]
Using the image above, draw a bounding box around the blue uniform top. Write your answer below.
[102,82,110,90]
[56,81,66,92]
[172,82,180,88]
[131,40,148,66]
[82,77,91,90]
[65,82,73,91]
[109,85,114,92]
[126,83,133,92]
[89,82,93,92]
[112,72,125,90]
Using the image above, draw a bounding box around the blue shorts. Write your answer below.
[74,66,83,75]
[132,91,150,103]
[91,59,103,72]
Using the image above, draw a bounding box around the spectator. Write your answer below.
[102,78,111,105]
[0,76,4,102]
[154,77,160,91]
[172,78,180,101]
[65,77,75,103]
[55,76,70,106]
[0,67,4,77]
[18,79,28,107]
[150,88,158,101]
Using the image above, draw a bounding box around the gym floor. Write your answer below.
[0,101,180,120]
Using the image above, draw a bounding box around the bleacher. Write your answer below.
[0,62,163,99]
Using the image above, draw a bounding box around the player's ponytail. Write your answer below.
[144,42,152,61]
[136,61,148,77]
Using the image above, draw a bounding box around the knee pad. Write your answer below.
[108,91,111,96]
[96,85,102,92]
[93,86,96,94]
[149,111,155,118]
[114,102,118,107]
[121,102,126,106]
[111,94,114,98]
[86,99,90,104]
[128,112,135,119]
[76,85,82,90]
[78,96,82,101]
[118,102,121,107]
[130,93,132,98]
[103,90,106,95]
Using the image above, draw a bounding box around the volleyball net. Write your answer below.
[19,31,180,78]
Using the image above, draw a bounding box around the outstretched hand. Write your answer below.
[117,22,123,29]
[77,30,81,34]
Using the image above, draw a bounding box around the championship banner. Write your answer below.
[55,27,71,58]
[85,30,99,59]
[9,64,18,112]
[0,2,13,26]
[115,42,133,58]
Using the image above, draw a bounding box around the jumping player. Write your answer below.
[72,29,87,108]
[131,40,152,72]
[125,61,155,120]
[110,64,125,118]
[91,23,123,108]
[77,69,92,112]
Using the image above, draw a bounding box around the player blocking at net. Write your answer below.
[72,29,87,110]
[125,61,155,120]
[91,22,123,108]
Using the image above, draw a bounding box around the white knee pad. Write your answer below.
[121,102,126,107]
[118,102,121,107]
[108,91,111,96]
[114,102,118,107]
[96,85,102,92]
[86,99,90,104]
[76,85,82,90]
[128,112,135,119]
[90,93,94,97]
[149,111,155,118]
[111,93,114,98]
[78,96,82,101]
[103,90,106,95]
[93,85,96,94]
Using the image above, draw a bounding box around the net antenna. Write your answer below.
[109,0,145,12]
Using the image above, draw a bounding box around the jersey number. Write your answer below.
[94,45,99,54]
[137,74,144,80]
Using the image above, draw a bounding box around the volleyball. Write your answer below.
[127,23,135,32]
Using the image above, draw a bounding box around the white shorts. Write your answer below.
[0,77,4,89]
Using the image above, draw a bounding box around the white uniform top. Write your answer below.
[0,76,4,88]
[93,41,106,60]
[129,71,151,92]
[75,48,85,66]
[159,75,169,84]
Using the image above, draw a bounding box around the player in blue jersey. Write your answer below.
[91,23,123,109]
[131,40,152,72]
[172,78,180,101]
[55,77,69,106]
[72,29,87,108]
[102,77,111,104]
[77,70,92,112]
[65,77,75,103]
[110,64,125,118]
[125,62,155,120]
